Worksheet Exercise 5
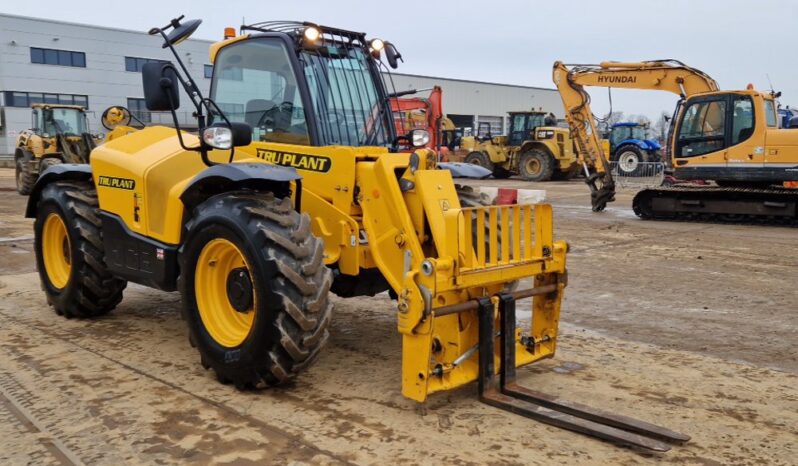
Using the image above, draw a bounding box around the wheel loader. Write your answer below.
[25,16,688,450]
[15,104,104,195]
[460,111,580,181]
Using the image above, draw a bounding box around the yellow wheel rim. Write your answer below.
[525,158,541,175]
[42,213,71,289]
[195,238,255,348]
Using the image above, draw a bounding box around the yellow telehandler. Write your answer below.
[25,17,687,450]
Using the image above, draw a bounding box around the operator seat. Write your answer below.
[245,99,276,128]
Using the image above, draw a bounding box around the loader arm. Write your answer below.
[552,60,719,211]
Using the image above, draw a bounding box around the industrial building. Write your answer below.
[0,13,561,156]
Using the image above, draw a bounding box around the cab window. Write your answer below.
[511,115,525,132]
[210,38,310,146]
[677,99,726,157]
[764,100,777,127]
[731,96,754,145]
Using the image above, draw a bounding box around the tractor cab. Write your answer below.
[609,122,650,152]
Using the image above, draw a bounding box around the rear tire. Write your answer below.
[518,149,555,182]
[180,192,333,389]
[464,151,494,171]
[33,181,126,317]
[614,145,647,176]
[15,151,37,195]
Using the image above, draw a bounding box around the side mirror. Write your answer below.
[142,62,180,111]
[202,122,252,150]
[164,19,202,47]
[149,17,202,48]
[384,42,403,69]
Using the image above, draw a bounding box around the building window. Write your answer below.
[125,56,168,72]
[3,91,89,108]
[204,64,213,79]
[30,47,86,67]
[127,98,151,123]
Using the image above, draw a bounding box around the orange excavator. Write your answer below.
[390,86,447,157]
[391,86,491,178]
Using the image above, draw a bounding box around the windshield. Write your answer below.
[300,46,392,146]
[631,126,647,140]
[211,38,311,146]
[43,108,87,135]
[526,114,546,129]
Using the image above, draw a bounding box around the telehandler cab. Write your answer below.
[26,16,687,450]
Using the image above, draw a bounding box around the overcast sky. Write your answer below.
[3,0,797,122]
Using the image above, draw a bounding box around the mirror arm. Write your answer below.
[152,27,205,114]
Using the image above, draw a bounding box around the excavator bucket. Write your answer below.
[476,295,690,451]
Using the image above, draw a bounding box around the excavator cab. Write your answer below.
[672,91,775,182]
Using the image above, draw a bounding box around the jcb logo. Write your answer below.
[98,176,136,190]
[597,75,637,84]
[256,149,332,173]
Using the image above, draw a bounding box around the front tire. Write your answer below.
[518,149,555,182]
[33,181,126,317]
[464,151,494,171]
[180,193,333,389]
[15,151,37,195]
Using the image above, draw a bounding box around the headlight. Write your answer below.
[202,126,233,149]
[411,129,430,147]
[369,38,385,52]
[303,26,321,43]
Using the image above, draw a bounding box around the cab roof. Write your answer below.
[210,21,370,63]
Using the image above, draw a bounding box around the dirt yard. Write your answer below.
[0,167,795,465]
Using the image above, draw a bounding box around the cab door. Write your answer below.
[508,114,527,146]
[673,95,730,176]
[725,94,761,169]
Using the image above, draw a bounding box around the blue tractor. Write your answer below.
[778,106,798,128]
[608,122,661,176]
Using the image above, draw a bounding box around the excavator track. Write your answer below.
[633,186,798,226]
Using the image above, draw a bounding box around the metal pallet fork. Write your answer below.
[476,295,690,451]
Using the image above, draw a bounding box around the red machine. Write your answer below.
[390,86,448,159]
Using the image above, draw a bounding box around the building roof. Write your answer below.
[391,72,556,93]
